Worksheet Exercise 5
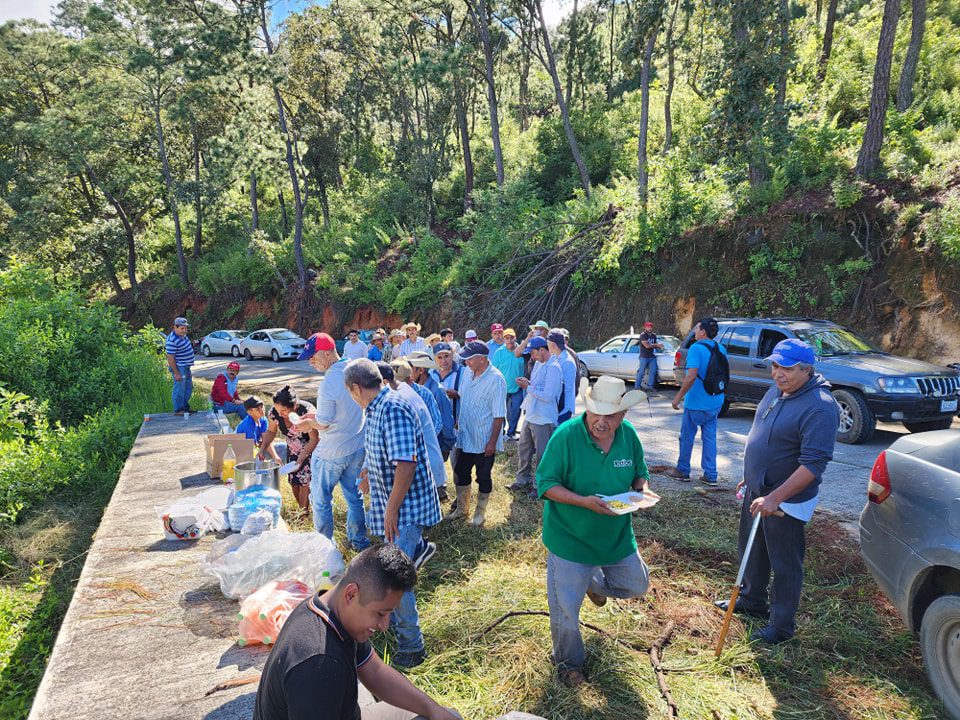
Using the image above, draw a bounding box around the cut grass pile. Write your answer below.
[283,446,944,720]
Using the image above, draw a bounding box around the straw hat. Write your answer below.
[579,376,646,415]
[425,332,442,346]
[391,358,413,381]
[402,321,421,332]
[406,351,437,369]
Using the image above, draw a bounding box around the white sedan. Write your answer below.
[577,333,680,386]
[239,328,307,362]
[199,329,249,357]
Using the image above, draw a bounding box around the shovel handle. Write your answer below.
[714,585,740,657]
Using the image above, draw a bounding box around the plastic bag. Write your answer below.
[202,530,345,600]
[236,579,313,646]
[240,509,275,536]
[227,485,282,532]
[158,498,226,541]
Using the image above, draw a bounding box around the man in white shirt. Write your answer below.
[342,329,368,362]
[397,322,428,358]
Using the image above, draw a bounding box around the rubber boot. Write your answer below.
[445,485,471,521]
[470,492,491,527]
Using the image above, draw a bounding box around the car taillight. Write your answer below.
[674,351,682,368]
[868,450,891,504]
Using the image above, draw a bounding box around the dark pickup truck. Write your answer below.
[674,318,960,444]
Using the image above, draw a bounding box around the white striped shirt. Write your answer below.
[396,337,428,358]
[456,365,507,454]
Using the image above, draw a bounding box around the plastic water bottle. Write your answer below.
[736,485,746,501]
[222,445,237,485]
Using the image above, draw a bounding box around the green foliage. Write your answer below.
[831,173,864,209]
[923,193,960,260]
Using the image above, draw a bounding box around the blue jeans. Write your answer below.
[214,401,247,419]
[170,365,193,412]
[310,448,370,551]
[506,390,524,436]
[382,524,426,654]
[546,550,649,670]
[635,356,658,389]
[676,407,720,480]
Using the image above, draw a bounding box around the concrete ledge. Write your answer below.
[29,414,268,720]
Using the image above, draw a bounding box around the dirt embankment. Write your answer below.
[120,178,960,365]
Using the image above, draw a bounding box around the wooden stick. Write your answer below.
[713,585,741,658]
[204,674,261,696]
[649,620,679,718]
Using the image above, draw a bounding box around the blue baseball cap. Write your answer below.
[432,342,453,355]
[297,332,335,360]
[765,338,815,367]
[527,336,548,350]
[458,340,489,360]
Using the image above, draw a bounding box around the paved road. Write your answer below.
[193,355,958,520]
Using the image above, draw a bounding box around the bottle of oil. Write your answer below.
[222,444,237,485]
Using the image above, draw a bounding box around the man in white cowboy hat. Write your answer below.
[397,322,428,359]
[536,375,656,688]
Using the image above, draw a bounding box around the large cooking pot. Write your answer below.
[234,460,280,491]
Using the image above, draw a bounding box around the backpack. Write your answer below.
[700,341,729,396]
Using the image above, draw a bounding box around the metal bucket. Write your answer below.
[234,460,280,491]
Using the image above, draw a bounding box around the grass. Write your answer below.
[283,444,945,720]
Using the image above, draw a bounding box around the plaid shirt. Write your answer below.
[363,387,441,536]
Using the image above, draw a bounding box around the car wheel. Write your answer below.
[244,349,254,361]
[271,349,280,363]
[202,344,211,357]
[903,418,955,433]
[231,345,240,357]
[579,362,590,380]
[921,594,960,719]
[833,388,875,444]
[718,397,731,418]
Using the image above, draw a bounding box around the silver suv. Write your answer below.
[674,318,960,444]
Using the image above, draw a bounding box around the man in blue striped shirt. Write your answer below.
[165,317,195,413]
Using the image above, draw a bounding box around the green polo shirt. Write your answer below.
[536,416,649,565]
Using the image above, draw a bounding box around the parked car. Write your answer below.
[578,333,681,385]
[674,318,960,444]
[239,328,306,362]
[199,329,249,357]
[860,430,960,718]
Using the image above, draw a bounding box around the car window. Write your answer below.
[660,336,679,353]
[232,331,248,339]
[721,326,756,356]
[758,329,789,359]
[599,338,626,353]
[271,330,300,341]
[793,327,879,356]
[250,332,264,341]
[624,339,641,354]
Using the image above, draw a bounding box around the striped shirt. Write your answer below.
[363,387,441,535]
[456,364,507,454]
[165,331,195,367]
[396,337,428,358]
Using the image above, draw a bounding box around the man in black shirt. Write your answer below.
[254,545,461,720]
[635,321,663,391]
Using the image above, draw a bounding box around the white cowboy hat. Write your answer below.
[579,376,646,415]
[406,351,436,369]
[402,321,421,332]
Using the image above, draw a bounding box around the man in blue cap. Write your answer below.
[714,338,839,645]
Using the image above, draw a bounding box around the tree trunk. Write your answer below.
[278,189,288,236]
[564,0,579,109]
[856,0,901,176]
[260,5,307,289]
[152,95,188,285]
[607,0,616,101]
[250,171,259,232]
[317,173,330,230]
[84,164,139,294]
[467,0,505,186]
[896,0,926,111]
[456,86,474,209]
[98,249,124,296]
[191,119,202,258]
[534,0,591,198]
[638,30,657,208]
[816,0,839,81]
[519,13,532,132]
[775,0,790,118]
[662,0,680,155]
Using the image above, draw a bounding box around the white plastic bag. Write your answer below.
[240,509,275,536]
[201,530,345,600]
[158,498,225,541]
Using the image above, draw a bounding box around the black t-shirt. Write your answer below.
[639,332,657,359]
[253,594,374,720]
[269,401,314,444]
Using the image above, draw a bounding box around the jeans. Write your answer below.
[635,356,658,389]
[676,407,720,480]
[310,448,370,551]
[170,365,193,413]
[214,401,247,419]
[506,390,524,436]
[546,550,649,670]
[454,451,495,493]
[738,490,806,637]
[383,524,426,654]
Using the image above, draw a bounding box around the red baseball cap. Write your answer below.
[227,361,241,371]
[643,321,654,328]
[298,332,336,360]
[490,323,504,332]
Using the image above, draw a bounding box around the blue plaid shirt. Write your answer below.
[363,387,441,536]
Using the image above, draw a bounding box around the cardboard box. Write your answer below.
[204,434,256,479]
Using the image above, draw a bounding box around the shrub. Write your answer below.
[923,194,960,260]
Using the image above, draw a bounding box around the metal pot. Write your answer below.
[234,460,280,491]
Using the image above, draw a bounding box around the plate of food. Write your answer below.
[598,490,661,514]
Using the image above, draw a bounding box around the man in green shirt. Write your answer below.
[537,375,654,688]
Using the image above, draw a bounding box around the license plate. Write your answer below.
[942,399,959,413]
